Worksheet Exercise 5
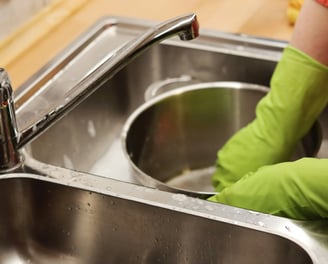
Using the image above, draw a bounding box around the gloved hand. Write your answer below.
[208,158,328,220]
[212,45,328,192]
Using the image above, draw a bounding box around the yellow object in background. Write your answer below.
[287,0,304,25]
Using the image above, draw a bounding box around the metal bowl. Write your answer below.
[122,82,321,198]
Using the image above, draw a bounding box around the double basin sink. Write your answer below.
[2,16,328,263]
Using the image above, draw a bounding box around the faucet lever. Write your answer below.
[0,69,22,172]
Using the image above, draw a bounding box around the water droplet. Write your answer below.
[248,210,260,216]
[87,120,97,138]
[172,193,187,202]
[196,199,204,205]
[63,154,74,169]
[134,186,143,191]
[205,205,214,211]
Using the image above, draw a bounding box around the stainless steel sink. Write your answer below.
[0,172,322,264]
[3,16,328,263]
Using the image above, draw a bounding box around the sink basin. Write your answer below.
[7,16,328,263]
[0,172,320,263]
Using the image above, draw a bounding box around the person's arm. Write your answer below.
[209,0,328,220]
[211,46,328,191]
[291,0,328,66]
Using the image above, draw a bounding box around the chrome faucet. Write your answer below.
[0,13,199,172]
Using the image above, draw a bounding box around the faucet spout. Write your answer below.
[66,13,199,95]
[0,69,22,172]
[151,13,199,41]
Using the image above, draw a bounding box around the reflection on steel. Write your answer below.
[0,69,22,171]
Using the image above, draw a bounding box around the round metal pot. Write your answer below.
[122,82,321,198]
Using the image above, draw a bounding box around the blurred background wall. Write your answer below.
[0,0,55,40]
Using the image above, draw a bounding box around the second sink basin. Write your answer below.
[0,172,314,264]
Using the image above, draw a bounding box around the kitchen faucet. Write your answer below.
[0,13,199,172]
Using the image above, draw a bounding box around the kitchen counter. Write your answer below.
[0,0,294,89]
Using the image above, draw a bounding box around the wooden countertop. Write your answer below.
[0,0,294,89]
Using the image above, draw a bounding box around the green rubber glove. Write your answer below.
[212,45,328,192]
[208,158,328,220]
